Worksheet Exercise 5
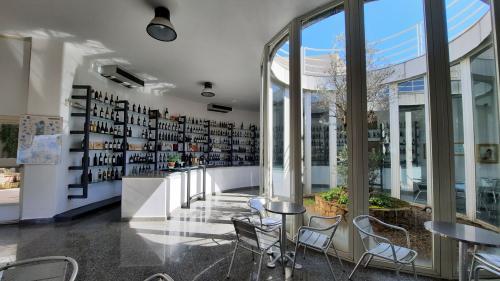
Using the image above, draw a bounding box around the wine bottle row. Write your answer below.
[90,153,123,166]
[86,167,123,183]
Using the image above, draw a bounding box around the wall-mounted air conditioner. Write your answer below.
[98,65,144,88]
[207,103,232,113]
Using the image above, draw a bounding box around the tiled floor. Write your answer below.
[0,188,441,281]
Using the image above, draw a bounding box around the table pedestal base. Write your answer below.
[458,241,470,281]
[266,251,302,269]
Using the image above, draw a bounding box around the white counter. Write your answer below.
[121,166,260,220]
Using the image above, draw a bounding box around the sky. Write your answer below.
[278,0,489,65]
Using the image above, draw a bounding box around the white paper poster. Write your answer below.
[16,115,63,164]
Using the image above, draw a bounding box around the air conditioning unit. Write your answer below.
[98,65,145,88]
[207,103,232,113]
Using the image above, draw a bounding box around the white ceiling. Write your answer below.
[0,0,330,111]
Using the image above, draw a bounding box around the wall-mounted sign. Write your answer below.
[16,115,62,165]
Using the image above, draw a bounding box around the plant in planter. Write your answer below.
[314,186,349,217]
[167,154,180,168]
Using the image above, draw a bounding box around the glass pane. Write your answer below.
[445,0,499,227]
[270,37,290,199]
[445,1,499,276]
[471,46,500,226]
[364,0,432,267]
[301,5,350,254]
[0,121,21,219]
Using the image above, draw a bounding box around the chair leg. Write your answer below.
[363,254,373,268]
[332,244,345,272]
[324,251,337,281]
[251,247,255,261]
[412,262,417,280]
[349,252,368,280]
[473,266,481,281]
[226,242,239,279]
[468,257,475,281]
[303,245,307,260]
[256,253,264,281]
[292,242,300,276]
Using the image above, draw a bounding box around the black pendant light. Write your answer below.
[147,7,177,42]
[201,82,215,97]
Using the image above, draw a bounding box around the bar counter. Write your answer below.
[121,165,260,220]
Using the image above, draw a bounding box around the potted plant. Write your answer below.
[167,154,180,168]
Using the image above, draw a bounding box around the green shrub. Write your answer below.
[320,186,349,205]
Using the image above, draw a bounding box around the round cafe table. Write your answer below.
[424,221,500,281]
[265,201,306,273]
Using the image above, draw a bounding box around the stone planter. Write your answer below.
[314,195,348,217]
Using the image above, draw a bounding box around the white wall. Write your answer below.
[19,38,259,220]
[0,37,30,116]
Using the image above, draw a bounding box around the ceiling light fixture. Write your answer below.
[201,82,215,97]
[147,7,177,42]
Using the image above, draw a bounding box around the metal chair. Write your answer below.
[247,197,281,228]
[143,273,175,281]
[292,215,345,280]
[226,217,281,281]
[0,256,78,281]
[477,178,498,220]
[469,251,500,281]
[349,215,418,280]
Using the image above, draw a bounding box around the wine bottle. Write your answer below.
[88,169,93,183]
[93,104,98,116]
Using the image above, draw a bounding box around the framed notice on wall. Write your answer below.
[16,115,63,165]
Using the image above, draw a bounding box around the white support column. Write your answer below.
[460,59,477,219]
[329,104,338,188]
[390,86,401,198]
[345,0,369,261]
[304,93,312,195]
[289,19,303,234]
[424,0,456,278]
[405,112,414,192]
[259,47,270,196]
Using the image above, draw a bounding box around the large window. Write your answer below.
[270,37,290,199]
[301,5,350,254]
[363,0,432,267]
[445,0,499,228]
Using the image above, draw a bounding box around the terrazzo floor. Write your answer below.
[0,188,442,281]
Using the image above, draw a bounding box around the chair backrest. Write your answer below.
[353,215,380,251]
[248,197,268,218]
[232,218,260,248]
[309,215,343,250]
[0,256,78,281]
[480,177,495,188]
[143,273,175,281]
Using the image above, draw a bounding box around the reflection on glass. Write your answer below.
[364,0,432,267]
[270,38,290,199]
[451,64,466,214]
[300,5,350,253]
[471,46,500,226]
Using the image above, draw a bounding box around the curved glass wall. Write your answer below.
[262,0,499,278]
